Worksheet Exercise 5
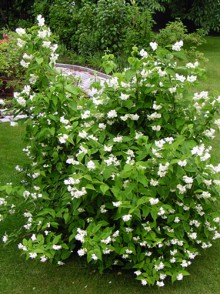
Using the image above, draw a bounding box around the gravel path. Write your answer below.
[0,64,109,123]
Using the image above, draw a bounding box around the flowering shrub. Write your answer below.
[1,16,220,287]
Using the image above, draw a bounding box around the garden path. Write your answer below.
[0,64,109,123]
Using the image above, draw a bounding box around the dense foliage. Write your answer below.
[1,18,220,287]
[1,0,219,63]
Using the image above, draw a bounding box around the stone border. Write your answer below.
[56,63,110,79]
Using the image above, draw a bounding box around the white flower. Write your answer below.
[150,179,159,186]
[152,125,161,131]
[107,110,117,119]
[77,248,87,256]
[213,232,220,240]
[122,214,132,222]
[29,252,37,259]
[87,160,96,170]
[20,60,30,68]
[169,87,177,94]
[23,53,33,60]
[200,191,211,199]
[149,198,159,205]
[113,136,123,143]
[2,234,8,243]
[158,207,165,216]
[186,61,199,68]
[37,15,45,27]
[177,273,183,280]
[58,134,68,144]
[129,114,139,120]
[91,253,98,260]
[203,128,215,139]
[31,234,37,241]
[17,38,26,48]
[187,75,197,83]
[120,93,129,100]
[60,116,69,125]
[38,30,49,38]
[42,41,51,48]
[150,42,158,51]
[51,44,58,52]
[22,85,31,95]
[16,96,26,106]
[29,74,38,84]
[134,270,142,276]
[182,175,193,184]
[160,274,167,280]
[172,40,183,51]
[98,123,106,129]
[78,130,88,138]
[140,49,148,58]
[18,243,27,251]
[174,217,180,223]
[81,110,91,119]
[66,158,80,165]
[147,112,161,120]
[153,102,162,110]
[177,184,187,194]
[141,279,148,286]
[188,232,197,240]
[178,160,187,167]
[154,261,164,271]
[101,236,111,244]
[181,260,190,267]
[175,73,186,83]
[112,201,122,207]
[16,28,26,35]
[156,281,165,287]
[40,255,47,262]
[57,261,65,266]
[52,244,62,250]
[104,145,113,152]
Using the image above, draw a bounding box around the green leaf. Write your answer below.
[38,208,56,218]
[52,234,62,244]
[100,184,109,195]
[65,85,81,95]
[36,57,43,65]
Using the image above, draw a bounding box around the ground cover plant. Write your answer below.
[1,17,220,291]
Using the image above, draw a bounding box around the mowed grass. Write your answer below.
[1,37,220,293]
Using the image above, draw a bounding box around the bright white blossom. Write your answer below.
[52,244,62,250]
[172,40,183,51]
[122,214,132,222]
[149,198,159,205]
[140,49,148,58]
[176,273,183,280]
[107,110,117,119]
[16,28,26,35]
[37,15,45,27]
[150,42,158,51]
[87,160,96,170]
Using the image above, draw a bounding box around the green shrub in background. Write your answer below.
[77,0,153,56]
[0,31,25,80]
[1,17,220,287]
[155,20,207,62]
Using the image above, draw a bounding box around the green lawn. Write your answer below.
[1,37,220,293]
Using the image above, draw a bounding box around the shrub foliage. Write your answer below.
[1,18,220,287]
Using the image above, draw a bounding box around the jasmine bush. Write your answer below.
[1,17,220,287]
